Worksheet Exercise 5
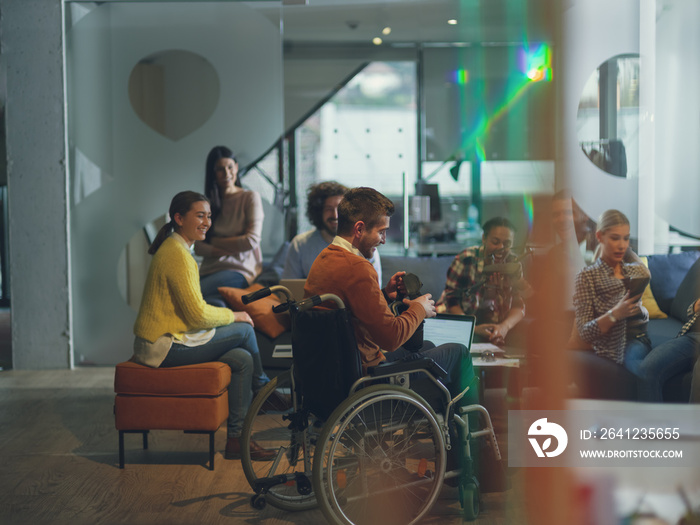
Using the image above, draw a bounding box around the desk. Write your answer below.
[472,347,523,409]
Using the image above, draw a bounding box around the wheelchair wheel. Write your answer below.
[241,370,317,511]
[313,384,446,525]
[460,479,480,521]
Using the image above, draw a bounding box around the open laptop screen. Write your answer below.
[422,314,475,350]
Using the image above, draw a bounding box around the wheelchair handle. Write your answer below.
[243,285,294,304]
[242,287,272,304]
[295,293,345,311]
[272,303,290,314]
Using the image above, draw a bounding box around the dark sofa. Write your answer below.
[571,251,700,402]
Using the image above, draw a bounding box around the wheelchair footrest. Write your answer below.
[253,472,312,496]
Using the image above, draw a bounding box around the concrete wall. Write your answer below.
[1,0,72,369]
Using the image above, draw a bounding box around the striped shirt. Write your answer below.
[574,258,650,364]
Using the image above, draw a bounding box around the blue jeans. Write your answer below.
[623,335,652,377]
[637,333,700,402]
[160,322,269,437]
[200,270,248,307]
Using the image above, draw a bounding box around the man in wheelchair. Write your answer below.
[305,186,472,400]
[240,187,500,523]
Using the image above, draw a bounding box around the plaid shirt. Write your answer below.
[574,258,650,364]
[443,245,524,323]
[678,301,700,337]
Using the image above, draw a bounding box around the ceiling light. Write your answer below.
[373,37,383,45]
[447,19,458,25]
[382,26,391,35]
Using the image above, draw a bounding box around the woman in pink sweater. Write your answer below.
[195,146,264,307]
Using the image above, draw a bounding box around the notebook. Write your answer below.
[422,314,476,351]
[278,279,306,302]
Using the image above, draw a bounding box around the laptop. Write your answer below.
[278,279,307,302]
[422,314,476,352]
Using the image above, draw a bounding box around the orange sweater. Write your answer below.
[305,244,425,370]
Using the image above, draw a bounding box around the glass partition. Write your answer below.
[66,1,283,365]
[65,0,556,364]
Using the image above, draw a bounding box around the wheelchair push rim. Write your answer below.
[313,384,446,525]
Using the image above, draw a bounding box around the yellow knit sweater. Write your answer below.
[134,234,235,343]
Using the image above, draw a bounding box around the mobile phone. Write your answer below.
[623,276,650,297]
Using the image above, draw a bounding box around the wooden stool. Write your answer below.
[114,361,231,470]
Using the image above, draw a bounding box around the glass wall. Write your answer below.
[294,61,418,237]
[64,0,557,364]
[65,1,283,365]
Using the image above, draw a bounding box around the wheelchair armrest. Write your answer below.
[368,356,447,380]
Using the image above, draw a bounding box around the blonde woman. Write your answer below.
[573,210,651,376]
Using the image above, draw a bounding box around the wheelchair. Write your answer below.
[239,285,502,524]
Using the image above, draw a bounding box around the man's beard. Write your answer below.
[323,222,338,237]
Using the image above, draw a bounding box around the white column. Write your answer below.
[637,0,656,255]
[2,0,73,369]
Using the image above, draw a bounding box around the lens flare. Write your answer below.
[523,194,534,234]
[452,41,553,161]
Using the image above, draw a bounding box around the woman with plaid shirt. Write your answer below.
[573,210,651,378]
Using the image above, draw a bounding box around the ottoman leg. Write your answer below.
[209,431,215,471]
[119,431,125,469]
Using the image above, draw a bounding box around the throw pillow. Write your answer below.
[639,257,667,319]
[218,284,291,339]
[646,251,700,314]
[670,256,700,323]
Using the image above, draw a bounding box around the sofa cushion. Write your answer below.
[255,241,289,287]
[114,361,230,396]
[218,284,291,339]
[670,256,700,322]
[568,349,637,400]
[639,257,667,319]
[646,251,700,314]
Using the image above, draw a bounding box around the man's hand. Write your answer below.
[233,311,254,326]
[404,293,436,318]
[475,323,508,345]
[384,271,407,301]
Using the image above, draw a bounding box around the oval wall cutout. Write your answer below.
[128,50,220,141]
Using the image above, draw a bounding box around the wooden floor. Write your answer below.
[0,367,527,525]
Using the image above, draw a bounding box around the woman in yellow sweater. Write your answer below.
[132,191,274,461]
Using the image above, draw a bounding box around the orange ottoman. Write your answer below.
[114,361,231,470]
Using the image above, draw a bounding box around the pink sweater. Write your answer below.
[305,244,425,370]
[195,190,263,284]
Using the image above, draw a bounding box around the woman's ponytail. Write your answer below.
[148,220,175,255]
[147,191,209,255]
